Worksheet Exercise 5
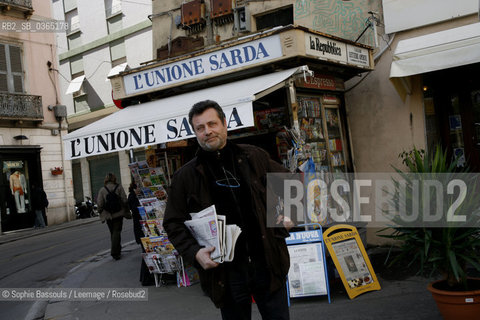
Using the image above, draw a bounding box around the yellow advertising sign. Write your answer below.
[323,224,381,299]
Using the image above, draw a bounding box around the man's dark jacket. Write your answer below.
[163,143,290,307]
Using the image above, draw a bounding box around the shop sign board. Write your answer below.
[305,33,371,69]
[346,44,370,68]
[3,160,24,173]
[295,74,344,91]
[323,224,381,299]
[285,226,331,303]
[305,33,348,64]
[123,35,283,96]
[64,104,254,160]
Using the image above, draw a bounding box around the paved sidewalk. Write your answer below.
[1,220,442,319]
[43,242,442,320]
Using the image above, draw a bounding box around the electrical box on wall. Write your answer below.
[211,0,233,18]
[234,6,250,32]
[211,0,234,26]
[53,105,67,119]
[181,0,206,33]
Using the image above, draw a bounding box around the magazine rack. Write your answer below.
[130,159,199,288]
[153,256,185,288]
[285,223,331,306]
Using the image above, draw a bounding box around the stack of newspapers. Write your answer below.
[185,205,242,263]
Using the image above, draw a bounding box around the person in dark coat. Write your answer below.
[31,184,48,229]
[97,173,128,260]
[128,182,143,244]
[128,182,155,286]
[164,100,292,319]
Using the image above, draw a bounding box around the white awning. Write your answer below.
[65,75,85,95]
[106,63,129,82]
[64,66,309,160]
[390,22,480,78]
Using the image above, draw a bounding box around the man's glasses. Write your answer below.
[215,167,240,188]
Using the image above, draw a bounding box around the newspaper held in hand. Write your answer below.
[184,205,242,263]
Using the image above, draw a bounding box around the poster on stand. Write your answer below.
[323,224,381,299]
[287,243,328,297]
[331,239,373,289]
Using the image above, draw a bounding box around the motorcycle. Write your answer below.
[75,196,98,219]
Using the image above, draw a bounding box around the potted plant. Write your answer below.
[380,146,480,319]
[51,167,63,175]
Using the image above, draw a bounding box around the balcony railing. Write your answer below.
[0,0,34,16]
[0,0,32,8]
[0,93,43,120]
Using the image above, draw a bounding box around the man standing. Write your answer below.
[164,100,291,319]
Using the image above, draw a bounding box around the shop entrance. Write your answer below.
[0,147,43,232]
[424,63,480,172]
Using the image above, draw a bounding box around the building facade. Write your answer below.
[64,0,381,243]
[344,0,480,242]
[63,0,480,245]
[51,0,152,203]
[0,0,73,232]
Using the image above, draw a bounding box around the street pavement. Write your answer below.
[1,219,442,320]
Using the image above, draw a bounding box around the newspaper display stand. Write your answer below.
[285,223,331,305]
[140,235,186,288]
[323,224,381,299]
[130,160,198,288]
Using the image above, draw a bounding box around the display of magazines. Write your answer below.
[142,253,180,274]
[140,235,199,287]
[177,263,200,287]
[140,218,164,237]
[131,160,199,287]
[139,197,166,219]
[128,161,168,200]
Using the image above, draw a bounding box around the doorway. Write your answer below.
[0,147,43,232]
[424,63,480,172]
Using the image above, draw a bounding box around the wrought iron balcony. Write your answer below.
[0,93,43,121]
[0,0,34,17]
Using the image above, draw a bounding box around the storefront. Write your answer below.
[390,22,480,171]
[64,26,374,224]
[0,146,44,232]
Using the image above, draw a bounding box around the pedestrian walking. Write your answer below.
[31,184,48,229]
[164,100,292,320]
[97,173,128,260]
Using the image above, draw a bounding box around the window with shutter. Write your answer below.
[109,39,126,63]
[70,55,84,76]
[64,0,77,13]
[0,74,7,92]
[0,43,24,93]
[74,95,88,113]
[68,32,82,50]
[107,14,122,34]
[0,44,7,92]
[10,46,23,93]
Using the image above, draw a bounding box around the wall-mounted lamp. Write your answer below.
[13,135,28,140]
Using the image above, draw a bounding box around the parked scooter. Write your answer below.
[75,196,98,219]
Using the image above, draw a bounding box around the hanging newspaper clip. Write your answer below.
[323,224,381,299]
[285,223,331,305]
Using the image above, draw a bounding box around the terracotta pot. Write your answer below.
[427,279,480,320]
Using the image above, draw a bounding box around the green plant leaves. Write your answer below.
[379,145,480,289]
